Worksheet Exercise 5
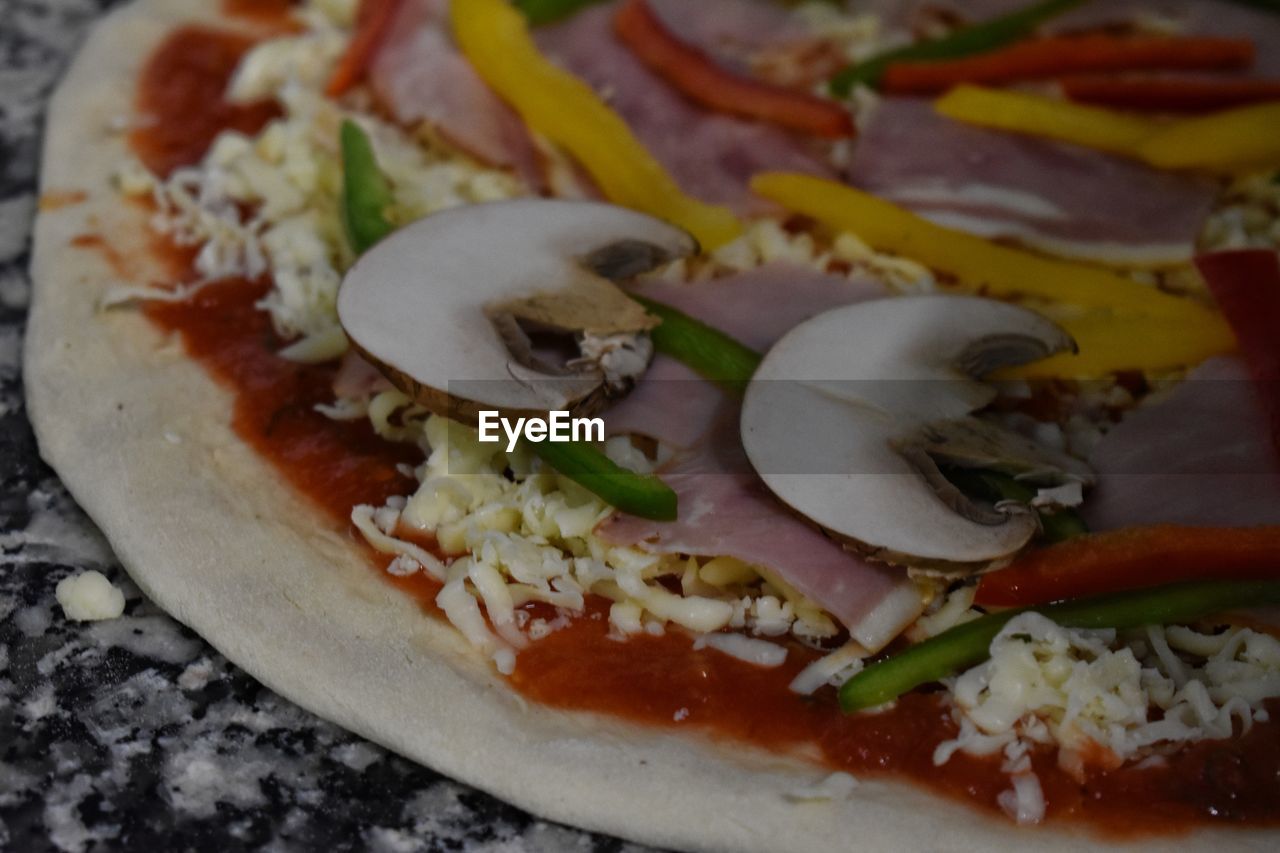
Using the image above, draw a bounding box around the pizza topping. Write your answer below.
[325,0,402,97]
[629,294,760,393]
[939,85,1280,174]
[881,33,1255,95]
[828,0,1084,95]
[1197,248,1280,451]
[839,579,1280,713]
[605,262,888,448]
[1060,75,1280,112]
[1083,357,1280,529]
[368,0,542,182]
[752,172,1236,377]
[846,98,1218,266]
[934,613,1280,822]
[339,119,395,254]
[976,526,1280,608]
[935,84,1163,159]
[531,2,836,218]
[613,0,854,139]
[337,198,693,420]
[452,0,742,248]
[596,434,924,652]
[741,295,1085,569]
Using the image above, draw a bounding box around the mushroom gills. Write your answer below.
[337,199,697,424]
[741,295,1091,571]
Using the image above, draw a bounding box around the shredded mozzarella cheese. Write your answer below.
[933,613,1280,823]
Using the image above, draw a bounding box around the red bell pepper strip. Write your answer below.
[613,0,854,138]
[1061,76,1280,112]
[1197,249,1280,455]
[881,34,1255,95]
[325,0,404,98]
[975,526,1280,607]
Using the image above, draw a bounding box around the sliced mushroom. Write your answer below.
[740,295,1088,571]
[337,200,696,424]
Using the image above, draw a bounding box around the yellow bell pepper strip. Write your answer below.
[1137,102,1280,173]
[451,0,743,250]
[751,173,1211,318]
[937,86,1280,174]
[1012,307,1236,378]
[750,172,1235,376]
[934,85,1160,157]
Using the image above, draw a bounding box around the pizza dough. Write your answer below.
[24,2,1277,850]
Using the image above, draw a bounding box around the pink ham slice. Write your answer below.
[1083,357,1280,530]
[598,423,924,651]
[369,0,541,185]
[605,263,886,448]
[332,350,391,401]
[647,0,808,70]
[534,3,835,214]
[601,263,918,647]
[631,262,887,351]
[847,98,1217,266]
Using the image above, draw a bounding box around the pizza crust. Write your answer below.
[24,2,1277,850]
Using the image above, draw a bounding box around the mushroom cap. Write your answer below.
[337,199,697,422]
[741,295,1078,568]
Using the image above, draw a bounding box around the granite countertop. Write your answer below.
[0,3,637,850]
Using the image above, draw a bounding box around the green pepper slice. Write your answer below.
[340,119,396,255]
[532,439,678,521]
[839,579,1280,713]
[943,468,1087,543]
[630,294,762,392]
[829,0,1085,96]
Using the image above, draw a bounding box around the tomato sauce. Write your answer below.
[222,0,298,28]
[125,25,1280,839]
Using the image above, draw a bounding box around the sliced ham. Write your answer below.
[598,423,924,651]
[606,355,729,450]
[846,98,1217,266]
[631,262,887,351]
[369,0,541,184]
[1083,357,1280,530]
[332,350,391,400]
[601,263,916,647]
[535,3,835,214]
[605,263,886,448]
[647,0,807,69]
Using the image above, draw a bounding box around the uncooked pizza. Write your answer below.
[26,0,1280,850]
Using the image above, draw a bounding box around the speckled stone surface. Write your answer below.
[0,3,642,850]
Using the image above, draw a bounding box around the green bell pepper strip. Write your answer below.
[531,439,677,520]
[513,0,608,25]
[839,579,1280,713]
[829,0,1086,96]
[629,294,762,392]
[338,121,677,520]
[942,468,1087,544]
[339,120,396,255]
